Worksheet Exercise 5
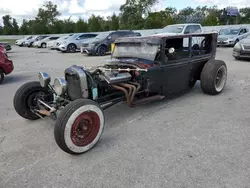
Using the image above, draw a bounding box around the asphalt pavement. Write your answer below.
[0,46,250,188]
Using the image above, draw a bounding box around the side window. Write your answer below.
[164,37,190,62]
[191,36,211,56]
[193,25,202,33]
[120,32,132,37]
[78,34,88,39]
[184,26,192,34]
[239,29,245,35]
[49,37,58,40]
[89,34,97,38]
[184,25,201,34]
[110,32,120,40]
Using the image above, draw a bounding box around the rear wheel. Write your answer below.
[0,69,4,84]
[200,60,227,95]
[54,99,105,155]
[13,81,54,120]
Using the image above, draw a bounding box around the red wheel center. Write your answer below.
[71,111,100,147]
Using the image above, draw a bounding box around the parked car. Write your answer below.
[33,36,60,48]
[0,44,14,84]
[13,32,227,155]
[157,23,203,35]
[47,35,73,50]
[15,36,33,46]
[80,30,137,56]
[57,33,98,53]
[233,36,250,60]
[0,42,12,51]
[24,35,49,47]
[217,27,250,47]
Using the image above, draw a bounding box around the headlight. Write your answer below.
[38,72,51,87]
[234,42,241,49]
[62,41,67,44]
[90,43,96,47]
[53,77,67,96]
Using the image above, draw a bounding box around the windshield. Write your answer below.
[163,25,185,33]
[219,29,239,35]
[95,33,110,40]
[67,34,80,39]
[112,43,159,61]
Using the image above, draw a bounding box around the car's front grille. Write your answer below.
[218,38,228,42]
[242,45,250,50]
[82,43,88,47]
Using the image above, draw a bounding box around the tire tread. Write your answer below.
[54,99,104,155]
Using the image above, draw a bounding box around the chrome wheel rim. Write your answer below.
[215,65,227,92]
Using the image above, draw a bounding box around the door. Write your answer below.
[161,37,192,96]
[107,32,120,51]
[238,29,246,40]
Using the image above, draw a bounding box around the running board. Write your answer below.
[131,95,165,107]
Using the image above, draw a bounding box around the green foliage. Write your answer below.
[1,0,250,35]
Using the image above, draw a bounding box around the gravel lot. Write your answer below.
[0,46,250,188]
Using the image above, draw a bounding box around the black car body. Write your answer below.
[81,30,139,56]
[13,32,228,155]
[0,42,11,51]
[233,37,250,60]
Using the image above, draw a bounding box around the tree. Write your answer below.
[36,1,61,33]
[75,18,88,32]
[119,0,157,29]
[109,13,119,30]
[176,7,195,23]
[12,18,19,34]
[202,13,218,26]
[88,15,102,32]
[2,15,13,35]
[239,8,250,24]
[3,3,250,35]
[61,17,76,33]
[19,19,29,34]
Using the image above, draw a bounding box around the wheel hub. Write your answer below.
[71,111,100,147]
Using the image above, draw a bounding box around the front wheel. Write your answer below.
[97,45,107,56]
[13,81,54,120]
[67,44,76,53]
[200,60,227,95]
[41,43,46,48]
[54,99,105,155]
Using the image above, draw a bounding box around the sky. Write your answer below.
[0,0,250,26]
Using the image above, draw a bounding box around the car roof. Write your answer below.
[165,23,201,26]
[114,32,218,45]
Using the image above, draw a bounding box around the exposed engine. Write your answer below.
[64,64,139,100]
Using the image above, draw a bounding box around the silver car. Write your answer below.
[33,36,60,48]
[233,35,250,60]
[47,35,72,50]
[57,33,98,53]
[15,36,33,46]
[217,27,250,47]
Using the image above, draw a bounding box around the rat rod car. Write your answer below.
[13,32,227,155]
